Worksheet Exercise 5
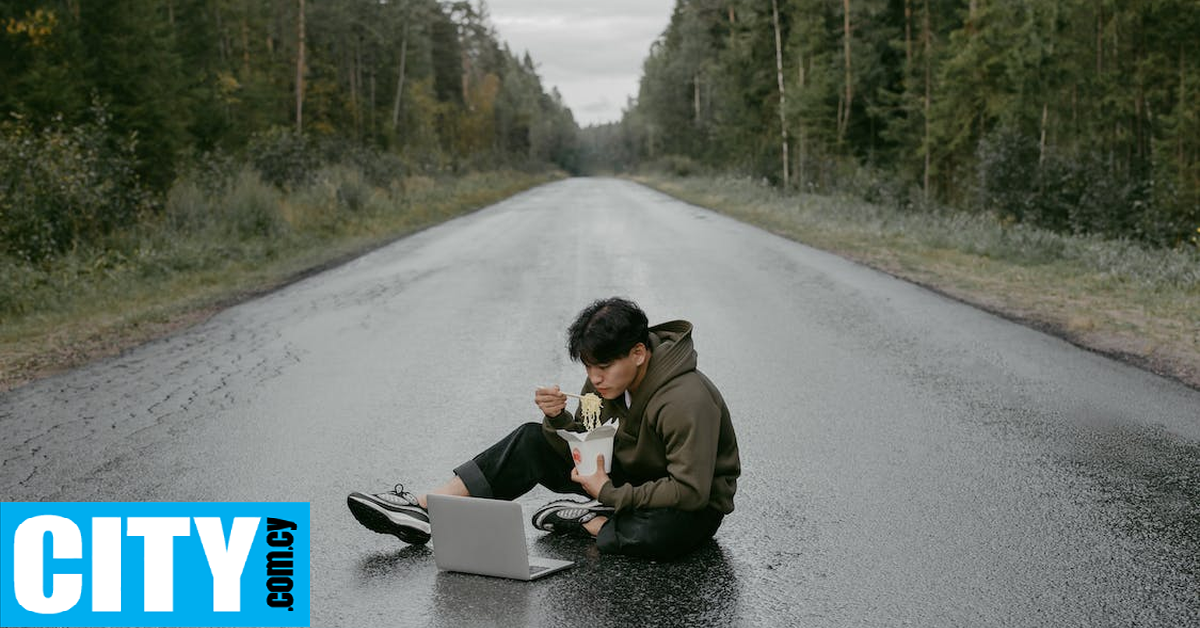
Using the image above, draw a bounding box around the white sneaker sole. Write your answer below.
[347,493,431,544]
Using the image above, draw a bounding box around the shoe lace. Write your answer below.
[553,507,597,522]
[378,483,419,507]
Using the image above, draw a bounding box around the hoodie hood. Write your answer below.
[627,320,696,419]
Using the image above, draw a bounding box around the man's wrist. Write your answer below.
[597,480,615,505]
[545,410,572,427]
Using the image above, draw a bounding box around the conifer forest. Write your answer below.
[593,0,1200,247]
[3,0,1199,267]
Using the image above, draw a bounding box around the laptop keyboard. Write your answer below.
[529,564,550,575]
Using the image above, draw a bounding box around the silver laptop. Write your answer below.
[426,494,574,580]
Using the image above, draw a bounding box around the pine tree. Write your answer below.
[78,0,191,189]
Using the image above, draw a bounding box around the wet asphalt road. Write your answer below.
[2,177,1199,627]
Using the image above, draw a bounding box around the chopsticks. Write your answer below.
[535,388,588,400]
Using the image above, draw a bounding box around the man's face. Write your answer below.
[584,344,647,400]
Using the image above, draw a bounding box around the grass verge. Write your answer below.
[635,174,1200,390]
[0,169,563,391]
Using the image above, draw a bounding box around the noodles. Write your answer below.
[579,393,603,430]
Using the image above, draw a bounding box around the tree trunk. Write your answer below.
[904,0,912,70]
[728,5,736,49]
[694,72,701,125]
[214,5,230,123]
[1039,102,1048,165]
[296,0,306,134]
[706,72,713,126]
[922,0,931,201]
[839,0,853,146]
[215,4,228,67]
[352,35,362,138]
[1132,14,1146,169]
[462,40,471,109]
[1072,84,1078,132]
[772,0,789,188]
[1179,46,1186,188]
[798,50,807,190]
[241,17,251,79]
[391,24,409,130]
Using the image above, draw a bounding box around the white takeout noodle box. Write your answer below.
[556,422,617,475]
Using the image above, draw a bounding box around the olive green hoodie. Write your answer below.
[542,320,741,514]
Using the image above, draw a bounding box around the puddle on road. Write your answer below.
[344,537,746,627]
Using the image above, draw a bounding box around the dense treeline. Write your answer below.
[1,0,579,262]
[601,0,1200,247]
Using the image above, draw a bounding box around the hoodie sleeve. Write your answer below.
[599,388,720,512]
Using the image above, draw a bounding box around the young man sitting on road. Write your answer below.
[347,297,741,560]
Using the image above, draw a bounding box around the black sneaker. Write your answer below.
[347,484,431,545]
[531,498,614,537]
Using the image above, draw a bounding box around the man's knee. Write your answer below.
[508,422,570,467]
[516,421,542,438]
[512,422,551,452]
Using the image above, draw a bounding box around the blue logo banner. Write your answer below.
[0,502,310,627]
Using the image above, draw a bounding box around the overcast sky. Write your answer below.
[482,1,676,127]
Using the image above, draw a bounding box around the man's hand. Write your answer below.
[571,454,610,499]
[535,385,567,417]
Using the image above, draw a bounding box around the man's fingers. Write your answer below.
[534,386,566,401]
[534,386,567,416]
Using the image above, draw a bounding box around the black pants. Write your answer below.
[454,422,724,560]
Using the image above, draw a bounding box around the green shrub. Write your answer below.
[317,138,407,189]
[0,108,150,262]
[648,154,702,177]
[164,178,213,234]
[222,168,286,239]
[975,126,1179,244]
[317,165,374,213]
[248,128,320,189]
[0,258,41,316]
[165,164,285,239]
[833,163,911,211]
[976,126,1039,223]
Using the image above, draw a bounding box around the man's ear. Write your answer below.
[633,343,647,366]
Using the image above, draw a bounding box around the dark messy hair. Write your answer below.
[567,297,649,365]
